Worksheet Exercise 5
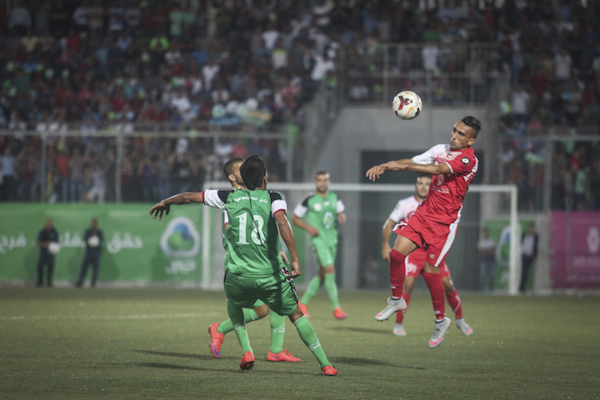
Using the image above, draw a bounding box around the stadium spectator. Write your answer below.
[0,0,598,210]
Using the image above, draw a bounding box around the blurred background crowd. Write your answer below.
[0,0,598,209]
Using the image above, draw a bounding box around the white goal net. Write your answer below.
[201,183,519,295]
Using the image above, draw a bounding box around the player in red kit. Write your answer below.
[366,116,481,348]
[382,176,473,337]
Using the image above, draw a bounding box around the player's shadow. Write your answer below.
[332,326,391,335]
[328,356,425,370]
[132,349,425,371]
[132,349,236,361]
[132,362,316,376]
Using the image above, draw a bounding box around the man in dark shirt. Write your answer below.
[76,219,104,288]
[37,219,59,287]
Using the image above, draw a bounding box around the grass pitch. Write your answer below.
[1,288,599,400]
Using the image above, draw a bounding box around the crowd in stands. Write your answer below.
[491,0,600,211]
[0,0,599,209]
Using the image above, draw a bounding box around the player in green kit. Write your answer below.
[292,172,347,320]
[207,157,301,362]
[150,156,337,375]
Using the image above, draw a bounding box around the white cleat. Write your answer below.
[375,297,407,321]
[429,317,452,348]
[393,323,406,336]
[456,318,473,336]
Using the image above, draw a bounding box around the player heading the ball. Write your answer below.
[366,116,481,348]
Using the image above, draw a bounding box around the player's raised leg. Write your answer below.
[441,274,473,336]
[376,235,417,321]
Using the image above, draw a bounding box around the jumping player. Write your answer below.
[366,116,481,348]
[207,158,302,363]
[292,172,347,320]
[150,155,337,375]
[382,175,473,337]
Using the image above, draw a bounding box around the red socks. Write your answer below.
[395,294,411,323]
[446,289,462,319]
[423,272,446,321]
[389,249,406,298]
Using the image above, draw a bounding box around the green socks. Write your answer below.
[226,300,252,354]
[269,311,285,354]
[294,316,331,369]
[324,274,340,309]
[301,276,322,304]
[217,308,260,334]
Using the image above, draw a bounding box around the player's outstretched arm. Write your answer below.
[401,161,451,176]
[276,211,301,278]
[366,158,412,181]
[149,192,204,221]
[381,218,396,261]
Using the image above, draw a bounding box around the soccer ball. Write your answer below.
[88,235,100,248]
[392,91,422,120]
[48,242,61,255]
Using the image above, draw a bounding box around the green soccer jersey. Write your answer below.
[204,188,287,276]
[293,192,345,245]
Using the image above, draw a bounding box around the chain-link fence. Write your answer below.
[342,43,500,106]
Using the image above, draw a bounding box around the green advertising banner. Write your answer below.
[482,219,532,291]
[0,203,204,284]
[0,203,308,286]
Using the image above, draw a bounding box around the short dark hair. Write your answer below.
[315,171,330,178]
[240,155,267,190]
[223,157,244,179]
[416,174,431,182]
[461,116,482,138]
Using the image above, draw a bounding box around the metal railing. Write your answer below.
[342,43,500,106]
[0,128,298,203]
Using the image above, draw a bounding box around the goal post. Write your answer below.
[202,182,520,295]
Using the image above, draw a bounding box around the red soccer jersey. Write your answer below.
[411,144,478,225]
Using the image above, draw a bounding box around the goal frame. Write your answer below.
[202,182,519,295]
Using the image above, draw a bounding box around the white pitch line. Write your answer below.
[0,312,220,322]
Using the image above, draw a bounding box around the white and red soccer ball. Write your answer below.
[392,91,422,120]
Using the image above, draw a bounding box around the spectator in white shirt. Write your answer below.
[554,48,572,84]
[202,59,220,91]
[422,41,440,73]
[511,85,530,123]
[311,53,335,83]
[261,22,280,50]
[171,89,191,115]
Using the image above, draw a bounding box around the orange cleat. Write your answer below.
[321,365,338,376]
[208,323,225,358]
[240,351,255,371]
[297,302,310,319]
[267,350,302,362]
[333,307,347,320]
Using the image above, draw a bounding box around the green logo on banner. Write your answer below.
[160,217,200,258]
